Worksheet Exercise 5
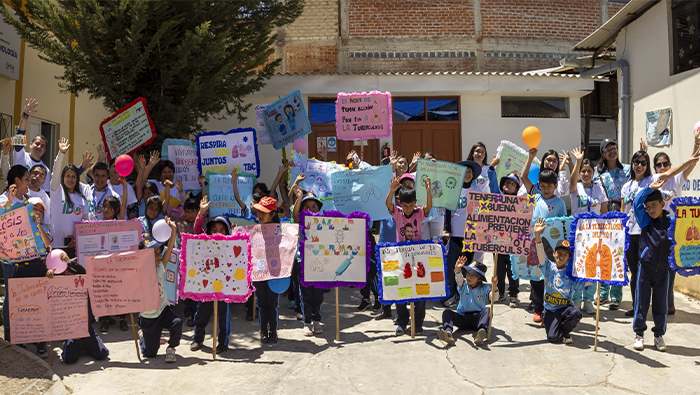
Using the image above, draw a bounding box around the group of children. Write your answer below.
[1,98,696,365]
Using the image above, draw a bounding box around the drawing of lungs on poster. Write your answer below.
[196,128,261,178]
[569,212,628,286]
[263,90,312,150]
[377,241,448,304]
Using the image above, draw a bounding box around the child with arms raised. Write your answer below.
[253,197,282,344]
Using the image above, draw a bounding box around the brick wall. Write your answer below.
[348,0,475,37]
[285,45,339,73]
[349,56,478,73]
[286,0,338,41]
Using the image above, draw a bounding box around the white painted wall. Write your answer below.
[202,73,594,187]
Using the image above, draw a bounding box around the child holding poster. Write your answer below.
[438,256,497,347]
[533,218,586,344]
[385,176,432,336]
[521,149,567,324]
[138,219,182,363]
[190,197,233,353]
[252,197,281,344]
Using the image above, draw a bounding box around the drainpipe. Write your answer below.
[580,59,630,163]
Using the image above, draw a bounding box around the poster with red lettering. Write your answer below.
[8,276,88,344]
[85,249,161,316]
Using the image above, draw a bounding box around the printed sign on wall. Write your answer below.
[240,223,299,282]
[196,128,260,178]
[206,172,255,218]
[568,212,628,286]
[162,138,201,190]
[263,90,312,150]
[336,91,392,140]
[512,216,572,281]
[646,108,672,147]
[8,276,88,344]
[377,241,448,304]
[75,220,141,268]
[86,250,161,317]
[289,152,346,199]
[331,165,393,221]
[300,211,370,288]
[99,97,156,160]
[0,204,47,263]
[415,159,467,211]
[180,233,253,303]
[463,191,533,256]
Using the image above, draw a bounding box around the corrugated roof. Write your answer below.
[572,0,660,52]
[274,71,604,79]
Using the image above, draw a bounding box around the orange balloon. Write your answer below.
[522,126,541,148]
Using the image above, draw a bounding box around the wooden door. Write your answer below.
[392,122,461,163]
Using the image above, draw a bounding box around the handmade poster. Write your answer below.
[646,108,672,147]
[669,198,700,276]
[263,90,312,150]
[415,159,467,211]
[8,276,89,344]
[3,134,26,146]
[511,216,573,281]
[75,220,141,268]
[567,212,628,286]
[162,138,201,191]
[254,104,273,145]
[331,165,392,221]
[376,241,448,303]
[299,211,370,288]
[289,151,346,199]
[462,191,532,256]
[196,128,260,178]
[206,172,255,218]
[494,140,541,187]
[180,233,253,302]
[0,203,47,263]
[165,248,181,305]
[85,250,161,316]
[99,97,156,160]
[336,91,392,140]
[240,223,299,282]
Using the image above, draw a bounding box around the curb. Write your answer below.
[0,340,69,395]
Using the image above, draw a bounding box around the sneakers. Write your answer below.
[165,347,177,363]
[374,307,392,321]
[508,297,519,308]
[260,330,269,344]
[215,344,228,353]
[303,324,314,337]
[313,321,323,334]
[186,316,195,327]
[575,301,583,311]
[296,312,303,321]
[598,297,608,305]
[287,300,296,309]
[438,328,455,346]
[119,318,129,331]
[245,309,254,322]
[654,336,667,352]
[625,309,635,317]
[395,326,404,336]
[99,320,109,333]
[496,294,508,304]
[526,302,535,312]
[269,331,278,344]
[474,328,487,346]
[190,341,202,351]
[584,300,597,314]
[414,328,424,336]
[668,307,676,315]
[442,295,457,308]
[634,335,644,351]
[533,311,543,323]
[37,346,48,359]
[562,336,573,345]
[372,300,382,313]
[357,299,371,312]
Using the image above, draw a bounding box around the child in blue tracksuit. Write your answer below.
[488,160,523,307]
[533,218,586,344]
[632,179,673,352]
[438,257,497,347]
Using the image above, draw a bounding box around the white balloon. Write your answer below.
[152,219,172,243]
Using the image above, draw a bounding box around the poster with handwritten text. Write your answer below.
[241,223,299,282]
[0,204,47,263]
[331,165,392,221]
[569,213,628,286]
[289,152,346,199]
[377,241,448,304]
[99,97,156,160]
[463,191,532,256]
[336,91,392,140]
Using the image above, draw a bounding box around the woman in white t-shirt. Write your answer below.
[50,138,90,258]
[0,165,31,207]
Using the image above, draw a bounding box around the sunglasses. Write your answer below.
[544,157,558,163]
[603,145,618,153]
[633,160,648,166]
[655,161,671,168]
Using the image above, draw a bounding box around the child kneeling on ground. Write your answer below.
[533,218,586,344]
[138,217,182,363]
[438,257,497,346]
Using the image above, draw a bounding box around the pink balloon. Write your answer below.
[292,138,307,154]
[47,249,68,274]
[115,154,134,177]
[694,121,700,133]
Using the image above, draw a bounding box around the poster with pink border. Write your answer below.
[8,276,89,344]
[336,91,392,140]
[240,223,299,282]
[179,233,253,303]
[86,250,161,316]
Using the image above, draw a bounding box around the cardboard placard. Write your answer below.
[240,223,299,282]
[568,212,629,286]
[670,198,700,276]
[8,276,88,344]
[162,138,201,191]
[99,97,156,161]
[512,216,572,281]
[376,241,448,303]
[415,159,467,211]
[263,90,312,150]
[205,172,255,218]
[494,140,540,186]
[289,152,346,199]
[86,250,161,316]
[331,165,393,221]
[165,248,181,305]
[254,104,273,145]
[75,220,142,268]
[336,91,392,140]
[196,128,260,178]
[0,204,47,263]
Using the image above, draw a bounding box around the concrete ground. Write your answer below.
[5,254,700,395]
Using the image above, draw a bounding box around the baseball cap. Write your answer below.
[253,196,278,213]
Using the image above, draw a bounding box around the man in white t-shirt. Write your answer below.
[27,164,51,226]
[108,159,139,218]
[11,99,52,192]
[87,162,121,220]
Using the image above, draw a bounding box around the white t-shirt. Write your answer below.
[87,184,121,221]
[621,176,653,235]
[13,150,50,192]
[0,191,26,207]
[140,262,168,319]
[28,188,51,225]
[569,182,608,215]
[450,177,489,238]
[50,183,90,248]
[108,181,138,206]
[653,173,685,214]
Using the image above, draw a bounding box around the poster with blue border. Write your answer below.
[196,128,260,178]
[263,90,312,150]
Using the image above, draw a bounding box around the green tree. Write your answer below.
[1,0,304,147]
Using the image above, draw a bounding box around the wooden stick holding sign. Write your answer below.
[360,139,364,162]
[49,341,53,366]
[594,282,601,351]
[130,313,141,360]
[410,302,416,339]
[488,253,497,341]
[213,300,218,359]
[335,287,340,341]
